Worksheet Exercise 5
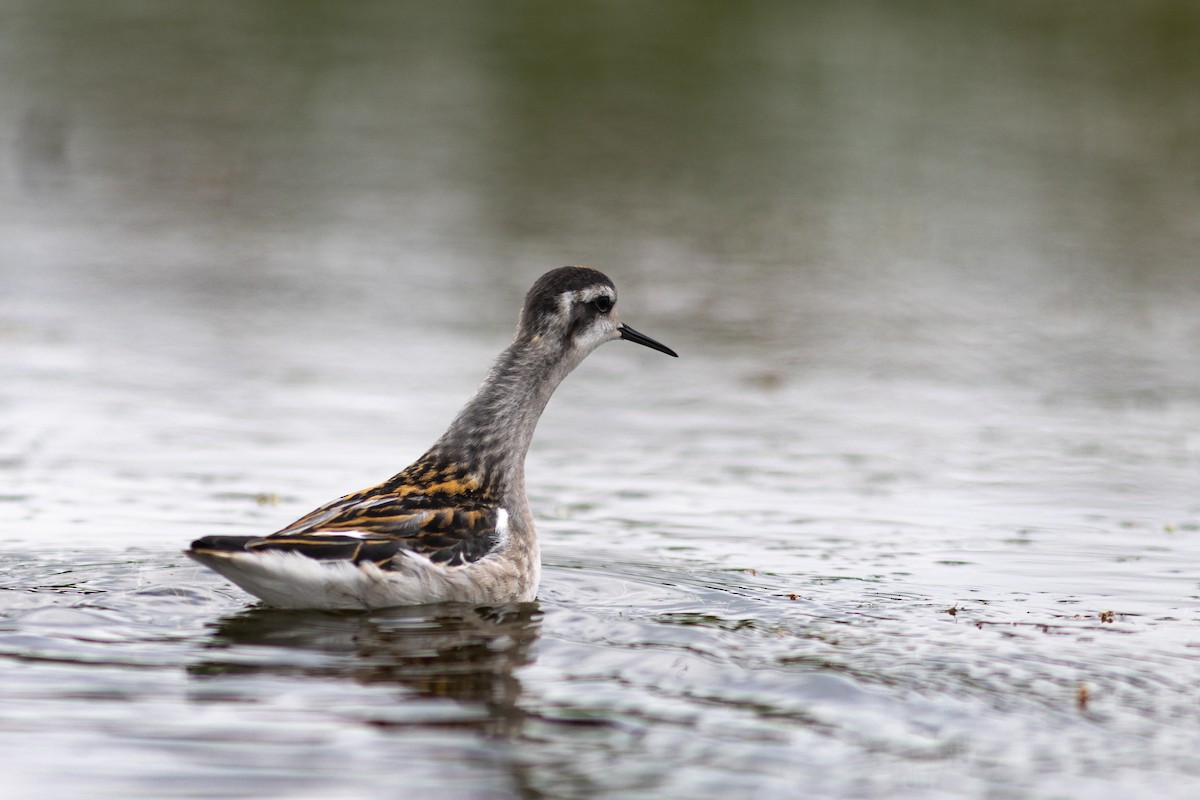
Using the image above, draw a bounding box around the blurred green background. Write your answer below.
[5,1,1197,334]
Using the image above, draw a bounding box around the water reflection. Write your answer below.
[190,602,542,737]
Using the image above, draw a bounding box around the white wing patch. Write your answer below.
[303,530,373,539]
[494,509,510,549]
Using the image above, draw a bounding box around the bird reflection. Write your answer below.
[188,601,542,737]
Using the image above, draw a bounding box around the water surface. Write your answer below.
[2,2,1200,798]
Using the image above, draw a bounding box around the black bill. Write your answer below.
[619,324,678,357]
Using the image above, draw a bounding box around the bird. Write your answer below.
[187,266,677,610]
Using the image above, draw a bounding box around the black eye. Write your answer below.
[591,296,613,313]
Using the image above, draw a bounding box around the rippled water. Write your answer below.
[3,2,1200,798]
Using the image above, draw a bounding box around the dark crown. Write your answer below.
[518,266,615,335]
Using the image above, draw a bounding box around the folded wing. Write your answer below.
[190,491,504,569]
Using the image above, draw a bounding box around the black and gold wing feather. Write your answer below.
[190,461,504,569]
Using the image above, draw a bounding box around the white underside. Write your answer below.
[188,549,537,610]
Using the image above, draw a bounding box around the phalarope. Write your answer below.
[188,266,677,610]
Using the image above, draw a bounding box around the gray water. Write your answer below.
[3,2,1200,798]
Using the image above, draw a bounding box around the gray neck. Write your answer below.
[429,337,578,500]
